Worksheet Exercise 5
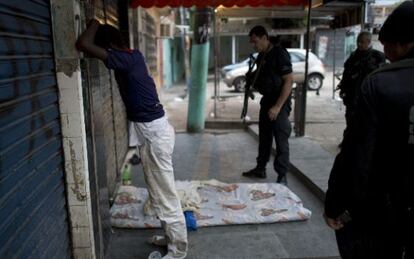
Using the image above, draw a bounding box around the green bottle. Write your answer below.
[122,164,132,185]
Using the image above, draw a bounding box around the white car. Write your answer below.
[221,48,325,92]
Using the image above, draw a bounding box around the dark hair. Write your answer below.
[357,31,372,42]
[95,24,125,49]
[249,25,268,39]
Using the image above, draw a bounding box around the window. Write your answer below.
[289,52,305,63]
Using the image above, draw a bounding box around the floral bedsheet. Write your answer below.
[110,179,312,228]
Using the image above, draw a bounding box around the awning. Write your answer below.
[130,0,308,8]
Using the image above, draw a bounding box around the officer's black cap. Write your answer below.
[379,1,414,44]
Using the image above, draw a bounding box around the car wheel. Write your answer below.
[233,76,246,92]
[307,74,323,91]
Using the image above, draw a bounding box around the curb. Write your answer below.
[205,119,259,130]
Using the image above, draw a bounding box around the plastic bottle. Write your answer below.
[122,164,132,185]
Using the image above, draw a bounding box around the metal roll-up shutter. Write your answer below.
[90,0,128,198]
[0,1,71,258]
[81,1,128,254]
[113,0,129,180]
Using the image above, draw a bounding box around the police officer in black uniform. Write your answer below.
[324,2,414,258]
[242,26,294,185]
[338,31,385,125]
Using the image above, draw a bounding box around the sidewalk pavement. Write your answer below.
[107,73,345,258]
[109,131,339,259]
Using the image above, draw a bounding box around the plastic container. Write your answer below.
[184,211,197,231]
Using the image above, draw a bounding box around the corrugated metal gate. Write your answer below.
[0,1,71,258]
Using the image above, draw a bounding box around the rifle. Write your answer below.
[241,54,257,119]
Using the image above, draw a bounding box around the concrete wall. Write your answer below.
[50,1,96,258]
[51,0,135,257]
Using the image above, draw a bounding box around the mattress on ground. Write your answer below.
[110,180,312,228]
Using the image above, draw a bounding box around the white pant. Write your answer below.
[133,117,187,259]
[129,121,140,147]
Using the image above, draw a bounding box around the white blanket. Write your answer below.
[110,180,312,228]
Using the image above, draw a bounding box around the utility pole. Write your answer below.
[295,0,312,136]
[187,7,211,132]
